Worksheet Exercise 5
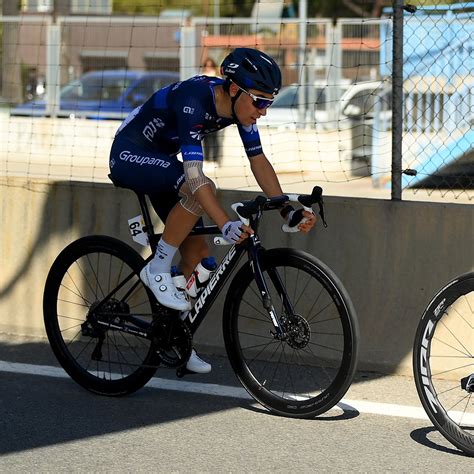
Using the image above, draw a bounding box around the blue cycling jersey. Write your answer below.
[115,75,263,161]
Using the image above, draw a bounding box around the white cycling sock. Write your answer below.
[149,238,178,275]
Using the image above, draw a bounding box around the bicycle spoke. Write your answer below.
[292,347,327,393]
[450,301,474,330]
[438,318,473,357]
[307,340,345,354]
[306,301,335,324]
[60,279,92,306]
[239,314,271,324]
[431,362,474,378]
[432,335,473,358]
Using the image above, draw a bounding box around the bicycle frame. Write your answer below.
[92,189,301,340]
[93,237,287,346]
[137,190,288,336]
[180,234,287,338]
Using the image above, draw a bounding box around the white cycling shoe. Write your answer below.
[186,349,212,374]
[140,264,191,311]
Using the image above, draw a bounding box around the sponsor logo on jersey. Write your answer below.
[246,145,262,153]
[183,106,195,114]
[143,117,165,142]
[119,150,170,168]
[190,125,204,141]
[174,173,185,190]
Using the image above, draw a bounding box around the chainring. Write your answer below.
[152,314,193,368]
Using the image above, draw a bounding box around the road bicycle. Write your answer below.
[413,272,473,456]
[43,179,359,418]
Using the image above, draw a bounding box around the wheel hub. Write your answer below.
[461,374,474,393]
[281,313,311,349]
[82,299,130,337]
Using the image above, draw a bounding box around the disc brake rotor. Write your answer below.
[281,313,311,349]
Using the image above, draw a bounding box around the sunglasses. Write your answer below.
[232,81,274,110]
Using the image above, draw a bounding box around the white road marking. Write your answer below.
[2,359,472,423]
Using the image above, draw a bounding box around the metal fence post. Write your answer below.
[298,0,308,128]
[45,21,61,118]
[391,0,404,200]
[180,24,198,81]
[326,21,343,126]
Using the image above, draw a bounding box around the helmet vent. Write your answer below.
[243,58,257,73]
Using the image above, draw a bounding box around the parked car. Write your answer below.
[10,69,179,119]
[258,80,391,129]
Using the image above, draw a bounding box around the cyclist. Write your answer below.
[109,48,316,373]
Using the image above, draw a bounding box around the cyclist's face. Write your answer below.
[231,84,273,126]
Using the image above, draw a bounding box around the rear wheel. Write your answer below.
[224,248,359,418]
[43,235,160,396]
[413,272,474,456]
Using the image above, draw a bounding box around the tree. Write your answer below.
[113,0,199,15]
[112,0,254,17]
[111,0,464,19]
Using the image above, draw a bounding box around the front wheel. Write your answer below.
[223,248,359,418]
[413,272,474,456]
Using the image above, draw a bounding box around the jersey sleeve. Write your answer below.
[171,82,211,193]
[237,123,263,158]
[172,85,207,163]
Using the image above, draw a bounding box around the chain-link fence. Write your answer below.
[0,3,472,201]
[380,2,473,199]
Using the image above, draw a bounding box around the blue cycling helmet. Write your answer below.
[221,48,282,96]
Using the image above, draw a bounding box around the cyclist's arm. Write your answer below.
[194,183,230,229]
[250,153,316,233]
[249,153,284,197]
[184,162,253,238]
[237,124,283,198]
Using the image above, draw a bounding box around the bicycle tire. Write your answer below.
[223,248,359,418]
[43,235,160,396]
[413,272,474,456]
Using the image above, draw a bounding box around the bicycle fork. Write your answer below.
[250,242,294,340]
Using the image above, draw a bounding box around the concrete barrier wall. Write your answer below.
[1,177,472,375]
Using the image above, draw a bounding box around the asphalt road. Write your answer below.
[0,336,472,471]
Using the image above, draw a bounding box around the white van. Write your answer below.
[258,80,391,130]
